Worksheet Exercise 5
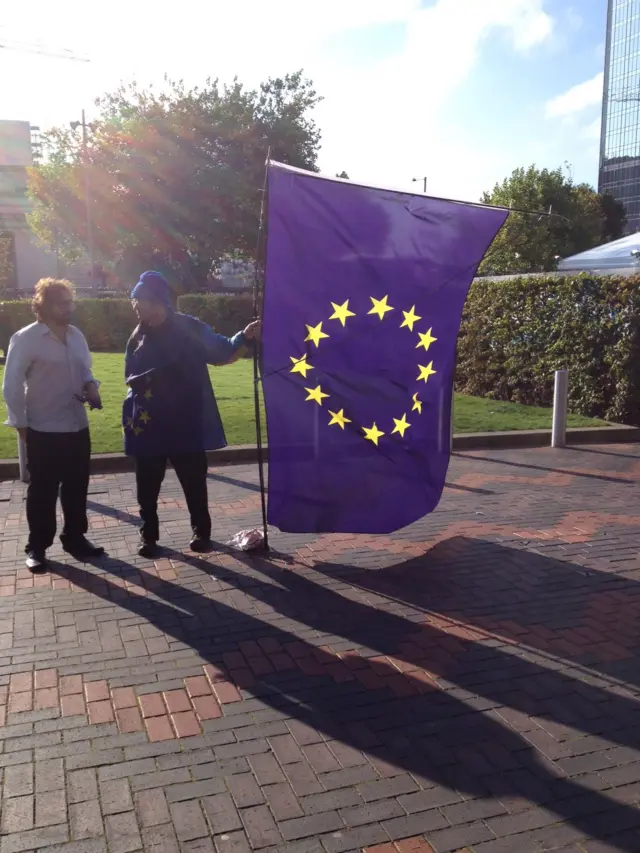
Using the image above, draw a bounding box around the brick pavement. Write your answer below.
[0,444,637,851]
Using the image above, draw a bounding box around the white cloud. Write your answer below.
[545,73,604,119]
[0,0,556,202]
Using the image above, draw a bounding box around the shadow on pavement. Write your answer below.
[50,538,640,851]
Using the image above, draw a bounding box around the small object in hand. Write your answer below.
[226,528,266,551]
[74,394,103,411]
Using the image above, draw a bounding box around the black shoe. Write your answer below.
[138,540,159,559]
[189,536,213,553]
[25,550,48,572]
[62,537,105,560]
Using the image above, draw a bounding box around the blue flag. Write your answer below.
[262,163,507,533]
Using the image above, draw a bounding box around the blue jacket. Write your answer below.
[123,312,246,457]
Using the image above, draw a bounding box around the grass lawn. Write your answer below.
[0,353,609,459]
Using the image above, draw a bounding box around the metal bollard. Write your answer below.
[551,369,568,448]
[17,435,29,484]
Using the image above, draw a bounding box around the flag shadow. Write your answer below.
[50,546,640,851]
[308,535,640,692]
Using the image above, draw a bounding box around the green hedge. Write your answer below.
[0,293,254,353]
[457,274,640,426]
[3,277,639,425]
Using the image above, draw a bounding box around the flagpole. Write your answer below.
[252,150,271,551]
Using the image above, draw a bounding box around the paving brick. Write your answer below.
[280,810,343,841]
[4,763,34,797]
[301,788,362,815]
[262,782,304,821]
[359,775,420,803]
[2,794,34,832]
[192,695,222,720]
[0,823,68,853]
[88,700,114,725]
[227,773,266,807]
[269,734,305,766]
[321,823,389,853]
[85,680,109,702]
[170,800,208,841]
[61,694,85,717]
[35,758,64,793]
[100,778,133,815]
[146,715,175,742]
[141,823,180,852]
[135,787,171,827]
[249,752,287,785]
[105,810,142,852]
[202,792,243,833]
[70,799,103,840]
[140,693,166,718]
[211,830,252,852]
[338,799,405,826]
[116,705,144,733]
[35,789,66,827]
[171,710,201,738]
[67,768,98,803]
[382,809,450,839]
[185,676,212,698]
[241,804,282,848]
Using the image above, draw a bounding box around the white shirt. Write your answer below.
[3,322,97,433]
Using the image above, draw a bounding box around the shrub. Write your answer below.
[0,293,254,352]
[457,274,640,425]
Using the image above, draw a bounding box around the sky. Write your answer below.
[0,0,608,203]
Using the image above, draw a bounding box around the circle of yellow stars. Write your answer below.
[290,296,438,446]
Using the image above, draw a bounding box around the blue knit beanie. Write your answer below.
[131,271,172,307]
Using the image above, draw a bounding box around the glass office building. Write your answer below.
[599,0,640,232]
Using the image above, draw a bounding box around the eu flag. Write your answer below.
[262,163,507,534]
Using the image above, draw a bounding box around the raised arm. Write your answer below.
[2,333,32,434]
[188,317,261,366]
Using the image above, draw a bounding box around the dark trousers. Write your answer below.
[135,452,211,543]
[25,428,90,553]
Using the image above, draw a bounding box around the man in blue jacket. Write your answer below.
[123,271,260,557]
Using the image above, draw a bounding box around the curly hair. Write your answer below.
[32,278,74,322]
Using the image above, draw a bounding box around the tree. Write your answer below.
[27,71,321,291]
[336,171,349,179]
[479,165,626,276]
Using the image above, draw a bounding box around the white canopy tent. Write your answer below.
[558,232,640,274]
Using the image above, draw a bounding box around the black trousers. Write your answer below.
[135,452,211,543]
[25,428,91,553]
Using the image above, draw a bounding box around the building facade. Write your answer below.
[599,0,640,233]
[0,119,92,294]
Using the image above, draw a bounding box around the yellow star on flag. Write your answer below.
[391,413,411,438]
[417,362,437,383]
[304,322,329,347]
[368,295,394,320]
[412,393,423,414]
[126,416,134,427]
[133,425,143,436]
[400,306,422,332]
[139,411,151,424]
[328,409,351,429]
[144,389,153,400]
[304,385,329,406]
[417,328,437,352]
[362,423,385,445]
[290,354,313,378]
[329,300,355,327]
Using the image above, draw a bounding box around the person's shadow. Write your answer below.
[49,541,640,852]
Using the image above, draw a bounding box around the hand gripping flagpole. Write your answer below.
[251,151,271,551]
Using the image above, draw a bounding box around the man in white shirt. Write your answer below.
[3,278,105,571]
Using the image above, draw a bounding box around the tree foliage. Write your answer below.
[479,165,626,275]
[27,71,321,291]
